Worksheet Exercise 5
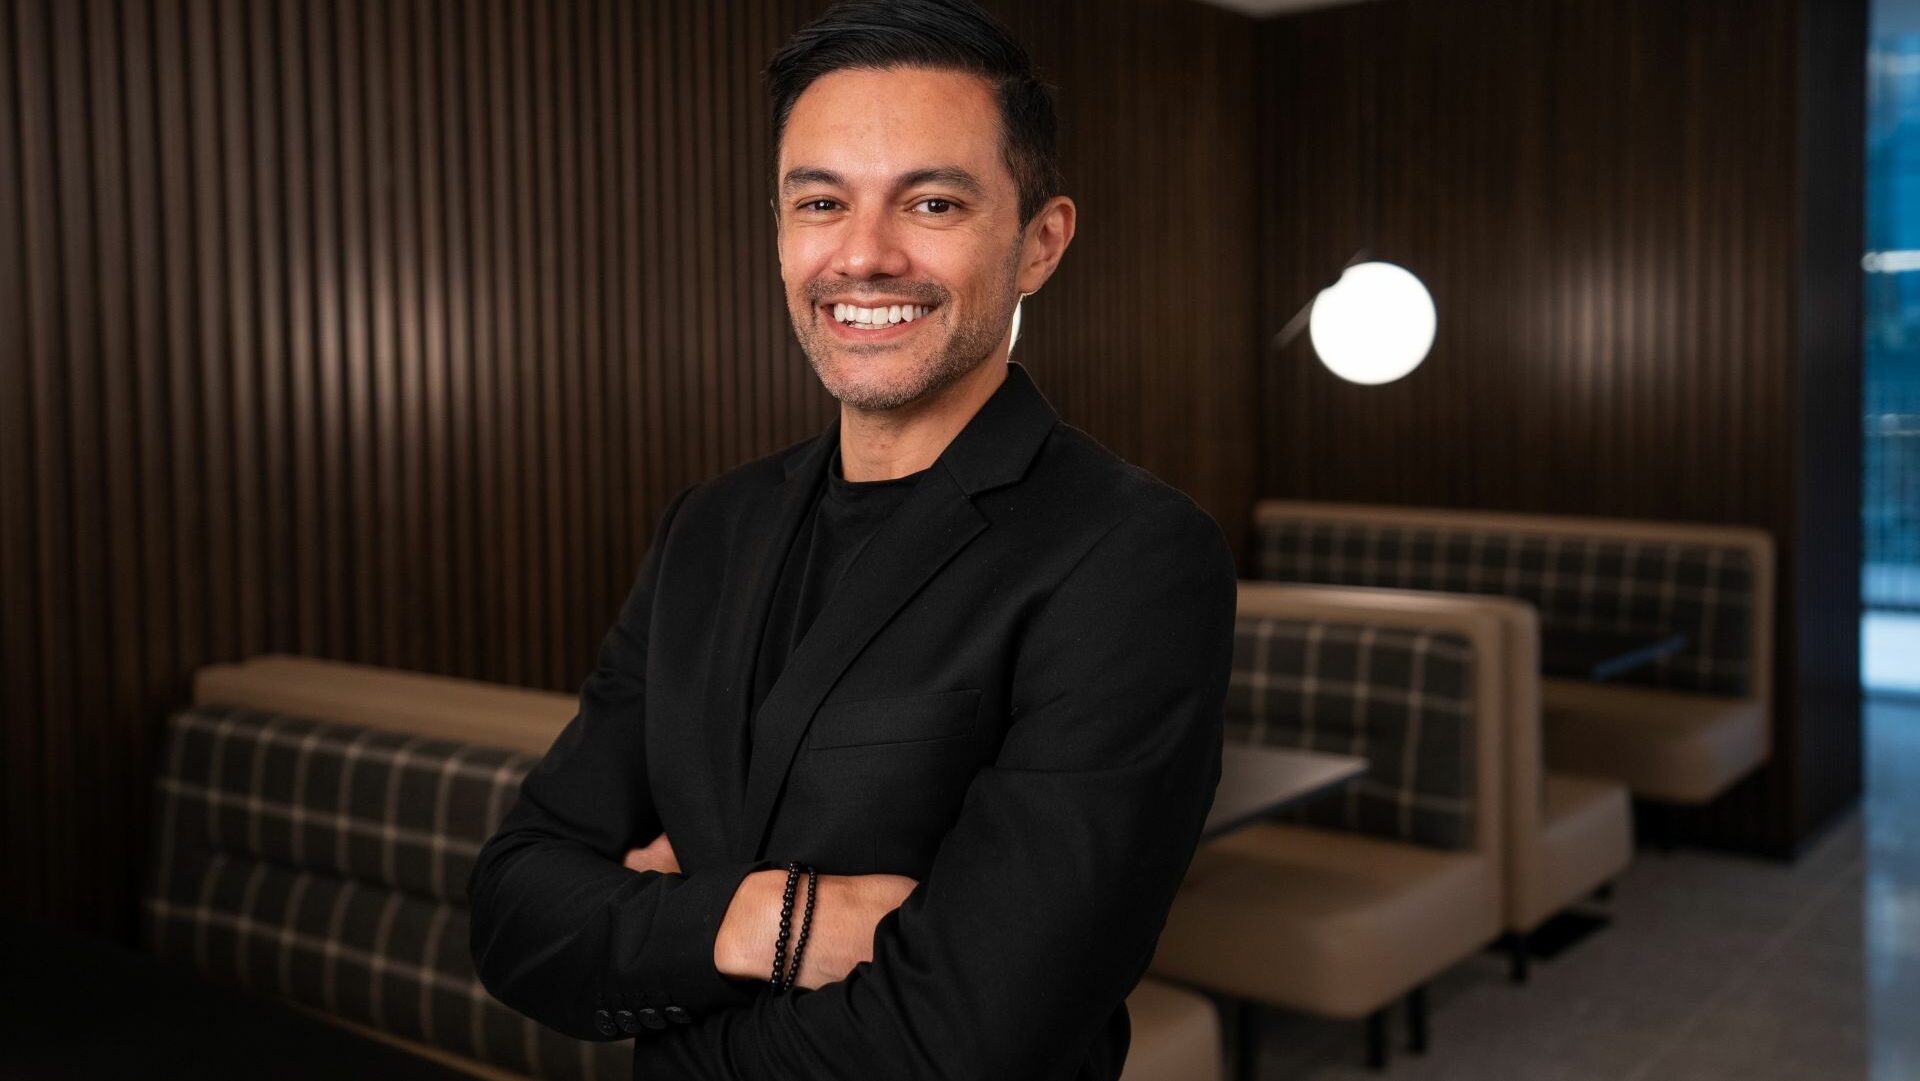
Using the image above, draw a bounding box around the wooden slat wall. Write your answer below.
[1792,0,1868,853]
[1003,0,1260,530]
[1,0,1259,937]
[1255,0,1864,855]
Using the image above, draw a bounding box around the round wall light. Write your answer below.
[1307,261,1436,385]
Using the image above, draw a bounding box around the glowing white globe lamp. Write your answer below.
[1307,261,1436,385]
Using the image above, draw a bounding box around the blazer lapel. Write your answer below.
[734,468,987,860]
[700,423,836,857]
[732,361,1062,861]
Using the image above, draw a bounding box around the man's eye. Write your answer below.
[798,199,839,212]
[916,198,954,215]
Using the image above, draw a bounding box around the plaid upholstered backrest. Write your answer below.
[1253,508,1764,697]
[141,702,629,1081]
[1226,614,1480,850]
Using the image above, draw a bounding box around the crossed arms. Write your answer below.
[467,493,1236,1080]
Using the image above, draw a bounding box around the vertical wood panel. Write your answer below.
[3,0,1261,938]
[2,0,43,917]
[217,0,259,663]
[1791,0,1867,847]
[50,0,107,929]
[88,0,141,935]
[19,0,73,915]
[247,0,291,658]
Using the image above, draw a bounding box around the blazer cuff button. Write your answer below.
[592,1009,617,1037]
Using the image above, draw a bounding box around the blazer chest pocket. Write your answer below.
[805,688,981,751]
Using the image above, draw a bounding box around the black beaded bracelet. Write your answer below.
[769,861,802,988]
[781,867,818,992]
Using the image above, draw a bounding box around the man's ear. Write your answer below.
[1015,195,1076,297]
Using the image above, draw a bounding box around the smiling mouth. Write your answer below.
[824,302,938,330]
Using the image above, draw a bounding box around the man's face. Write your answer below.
[776,66,1028,413]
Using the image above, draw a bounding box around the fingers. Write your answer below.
[621,832,682,874]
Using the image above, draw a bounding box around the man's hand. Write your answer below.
[622,832,681,875]
[715,870,918,990]
[624,834,916,990]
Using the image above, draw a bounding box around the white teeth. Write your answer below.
[833,303,932,327]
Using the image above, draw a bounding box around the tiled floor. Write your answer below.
[1240,698,1920,1081]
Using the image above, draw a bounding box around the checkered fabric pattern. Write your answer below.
[140,702,629,1081]
[1227,615,1479,850]
[1253,517,1758,696]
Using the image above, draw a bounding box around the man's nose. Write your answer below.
[832,206,911,279]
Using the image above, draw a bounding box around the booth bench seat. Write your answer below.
[143,653,1220,1081]
[1251,500,1776,812]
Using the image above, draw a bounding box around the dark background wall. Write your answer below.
[1256,0,1865,855]
[0,0,1863,940]
[0,0,1257,938]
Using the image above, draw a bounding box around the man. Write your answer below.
[466,1,1237,1077]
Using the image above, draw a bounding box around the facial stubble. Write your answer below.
[790,239,1025,413]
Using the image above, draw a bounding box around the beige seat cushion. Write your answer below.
[1512,774,1633,933]
[1119,978,1221,1081]
[1150,823,1499,1019]
[1540,679,1768,804]
[192,653,577,755]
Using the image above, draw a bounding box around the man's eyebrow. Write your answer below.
[780,167,844,194]
[896,167,987,198]
[779,165,988,199]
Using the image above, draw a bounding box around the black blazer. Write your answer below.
[468,361,1238,1080]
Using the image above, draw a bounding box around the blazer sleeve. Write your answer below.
[466,484,773,1042]
[629,496,1238,1080]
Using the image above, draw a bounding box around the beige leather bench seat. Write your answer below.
[1152,823,1500,1020]
[1527,775,1632,923]
[1252,501,1776,812]
[1119,979,1222,1081]
[1474,591,1634,938]
[1541,678,1768,804]
[195,655,1228,1081]
[193,653,576,755]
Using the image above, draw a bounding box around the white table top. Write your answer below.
[1201,743,1369,839]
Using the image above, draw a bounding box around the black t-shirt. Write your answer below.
[749,448,930,734]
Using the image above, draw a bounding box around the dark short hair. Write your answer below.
[764,0,1064,226]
